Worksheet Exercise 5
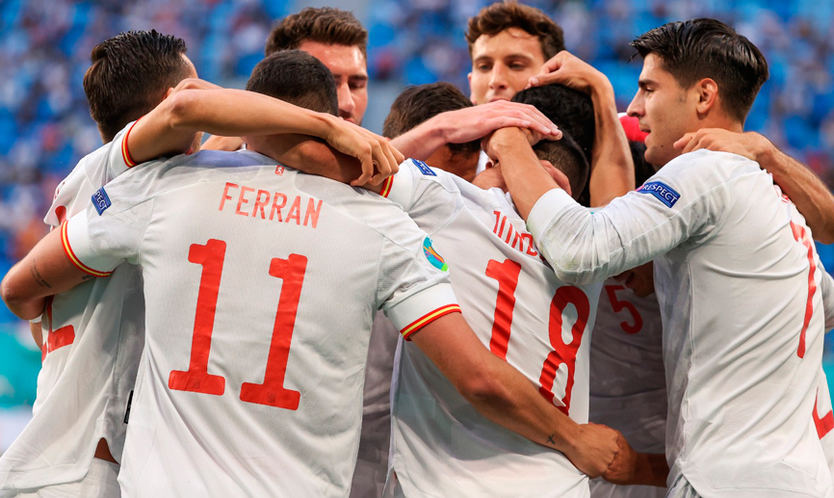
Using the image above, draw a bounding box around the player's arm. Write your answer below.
[1,226,93,320]
[128,81,402,185]
[675,129,834,243]
[529,51,634,206]
[388,100,561,160]
[409,311,664,485]
[29,320,43,351]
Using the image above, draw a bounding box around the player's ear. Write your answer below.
[540,160,571,197]
[467,73,475,104]
[164,87,175,99]
[694,77,718,117]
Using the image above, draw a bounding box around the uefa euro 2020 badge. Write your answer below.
[422,237,448,271]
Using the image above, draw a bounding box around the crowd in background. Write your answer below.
[0,0,832,409]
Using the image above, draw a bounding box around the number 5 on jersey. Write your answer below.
[486,258,590,414]
[168,239,306,410]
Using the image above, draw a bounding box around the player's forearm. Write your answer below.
[388,118,447,160]
[588,84,635,206]
[30,321,43,351]
[490,128,559,219]
[757,144,834,243]
[252,135,364,184]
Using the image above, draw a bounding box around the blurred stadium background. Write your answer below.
[0,0,832,450]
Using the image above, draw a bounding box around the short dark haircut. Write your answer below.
[631,18,769,122]
[466,2,565,60]
[533,132,589,202]
[83,30,190,142]
[246,50,338,115]
[383,83,480,157]
[265,7,367,58]
[511,84,594,164]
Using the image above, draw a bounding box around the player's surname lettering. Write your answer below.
[219,181,323,228]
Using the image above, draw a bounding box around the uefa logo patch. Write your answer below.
[413,159,436,176]
[422,237,448,271]
[91,187,111,215]
[637,181,680,208]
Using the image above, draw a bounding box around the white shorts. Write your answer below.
[15,458,120,498]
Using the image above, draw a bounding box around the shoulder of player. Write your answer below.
[663,149,760,181]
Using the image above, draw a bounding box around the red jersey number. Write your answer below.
[169,239,306,410]
[604,284,643,335]
[486,258,590,413]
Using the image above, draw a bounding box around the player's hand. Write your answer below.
[563,422,623,478]
[482,127,555,162]
[673,128,771,162]
[323,116,404,186]
[527,50,610,95]
[439,101,561,144]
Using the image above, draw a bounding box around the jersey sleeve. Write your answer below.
[62,179,154,276]
[383,160,461,236]
[526,150,734,284]
[375,218,460,340]
[106,119,140,178]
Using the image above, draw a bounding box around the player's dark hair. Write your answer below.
[466,2,564,60]
[512,83,594,163]
[265,7,367,58]
[246,50,338,115]
[533,132,589,202]
[83,30,190,142]
[631,18,768,122]
[383,83,480,157]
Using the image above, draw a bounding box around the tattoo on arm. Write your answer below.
[547,434,557,445]
[30,263,51,289]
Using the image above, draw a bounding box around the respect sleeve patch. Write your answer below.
[91,187,111,215]
[412,159,436,176]
[636,181,680,208]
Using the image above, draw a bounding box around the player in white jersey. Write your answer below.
[2,50,644,498]
[493,18,834,496]
[0,34,404,497]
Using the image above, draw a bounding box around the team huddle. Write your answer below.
[1,2,833,497]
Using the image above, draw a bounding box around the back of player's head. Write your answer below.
[265,7,368,58]
[383,82,480,157]
[246,50,338,115]
[533,132,589,202]
[511,84,594,164]
[83,30,190,142]
[630,18,768,122]
[466,2,564,60]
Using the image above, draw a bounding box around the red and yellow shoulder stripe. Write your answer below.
[121,118,142,168]
[400,304,461,340]
[60,221,112,277]
[379,175,394,198]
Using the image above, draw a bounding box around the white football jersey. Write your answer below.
[588,282,665,498]
[0,120,147,492]
[527,149,833,496]
[63,151,459,498]
[384,160,602,498]
[816,369,834,479]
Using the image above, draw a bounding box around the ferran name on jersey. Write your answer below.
[422,237,448,271]
[92,187,112,215]
[219,181,323,228]
[636,181,680,208]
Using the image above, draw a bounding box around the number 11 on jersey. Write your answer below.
[169,239,306,410]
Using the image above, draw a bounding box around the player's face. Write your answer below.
[468,28,546,105]
[297,41,368,125]
[627,54,700,167]
[614,261,654,297]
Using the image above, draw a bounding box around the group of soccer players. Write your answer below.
[1,2,834,497]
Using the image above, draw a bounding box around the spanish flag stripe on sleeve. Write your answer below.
[400,304,461,340]
[121,118,142,168]
[60,221,112,277]
[380,176,394,198]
